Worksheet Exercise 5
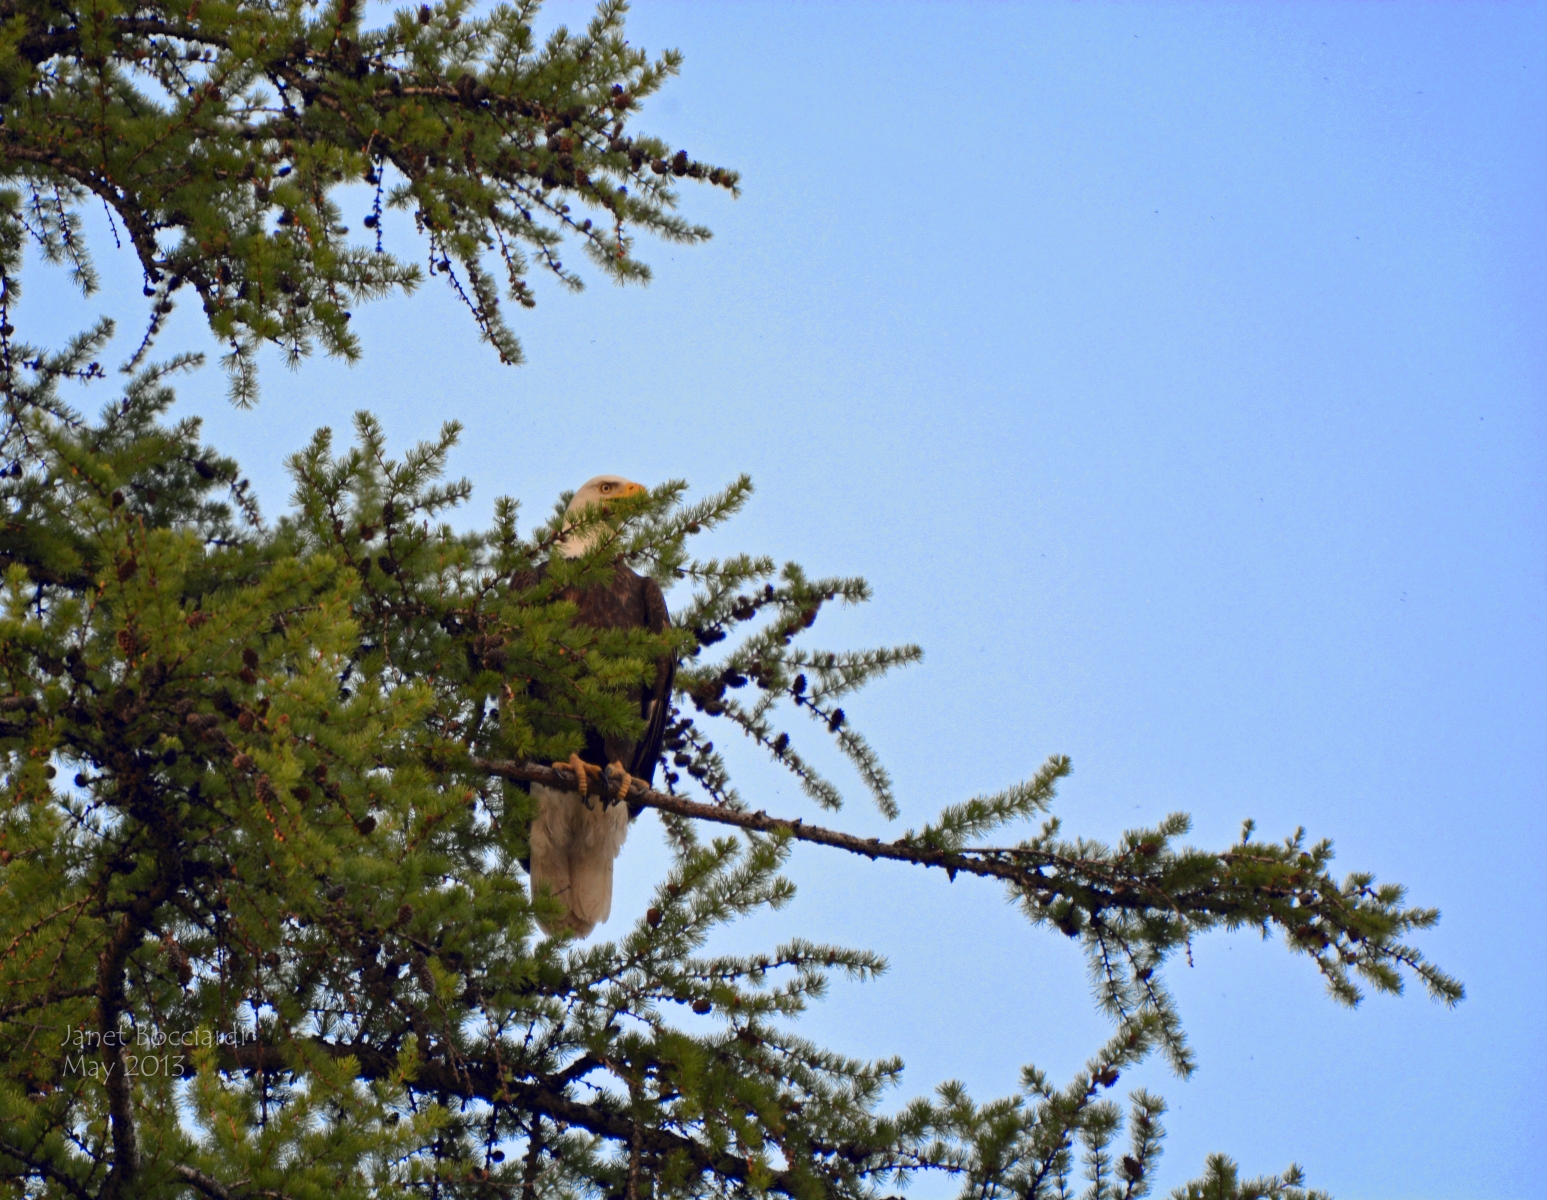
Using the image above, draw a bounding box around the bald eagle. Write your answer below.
[526,475,676,938]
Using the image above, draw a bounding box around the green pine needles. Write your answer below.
[0,2,1461,1197]
[0,0,732,402]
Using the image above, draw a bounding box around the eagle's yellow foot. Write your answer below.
[551,754,597,805]
[603,761,635,807]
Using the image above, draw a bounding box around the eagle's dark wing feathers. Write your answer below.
[629,577,676,812]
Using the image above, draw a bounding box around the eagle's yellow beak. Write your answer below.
[618,482,646,498]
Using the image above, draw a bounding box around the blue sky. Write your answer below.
[25,3,1545,1196]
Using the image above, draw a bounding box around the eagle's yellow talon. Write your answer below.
[605,761,635,806]
[553,753,591,804]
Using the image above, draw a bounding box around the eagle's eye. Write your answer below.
[599,482,614,493]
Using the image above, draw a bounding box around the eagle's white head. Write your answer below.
[556,475,646,558]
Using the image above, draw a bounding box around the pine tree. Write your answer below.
[0,3,1462,1198]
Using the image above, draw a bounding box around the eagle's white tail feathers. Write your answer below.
[528,782,630,938]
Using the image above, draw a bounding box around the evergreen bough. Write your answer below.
[0,3,1460,1198]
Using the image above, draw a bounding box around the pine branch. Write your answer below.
[476,757,1464,1018]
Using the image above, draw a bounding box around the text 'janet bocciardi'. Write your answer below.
[58,1024,257,1080]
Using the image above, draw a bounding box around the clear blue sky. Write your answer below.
[27,3,1545,1196]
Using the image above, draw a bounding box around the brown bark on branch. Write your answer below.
[172,1166,235,1200]
[473,758,1208,927]
[475,756,1039,885]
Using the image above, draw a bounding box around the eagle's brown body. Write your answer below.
[555,563,675,794]
[526,483,676,938]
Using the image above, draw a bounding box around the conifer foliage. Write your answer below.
[0,0,731,401]
[0,3,1461,1198]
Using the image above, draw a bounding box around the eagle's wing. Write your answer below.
[629,574,676,804]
